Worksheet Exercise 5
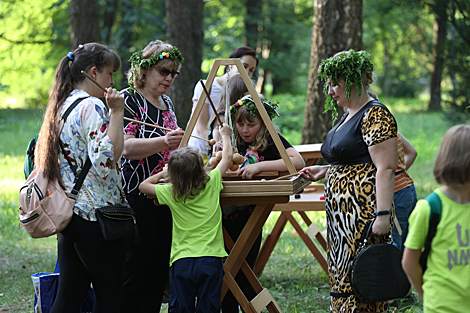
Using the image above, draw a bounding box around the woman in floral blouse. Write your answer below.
[120,40,185,312]
[35,43,125,312]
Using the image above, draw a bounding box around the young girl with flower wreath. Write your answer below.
[220,95,305,313]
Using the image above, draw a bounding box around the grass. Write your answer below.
[0,97,459,312]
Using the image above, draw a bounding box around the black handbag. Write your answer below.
[95,201,139,242]
[82,177,140,243]
[349,218,411,303]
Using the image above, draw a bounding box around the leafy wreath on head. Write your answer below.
[230,95,280,124]
[317,49,374,124]
[127,46,184,94]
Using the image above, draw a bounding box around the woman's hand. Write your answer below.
[299,165,328,181]
[372,215,391,236]
[105,87,124,113]
[163,129,184,148]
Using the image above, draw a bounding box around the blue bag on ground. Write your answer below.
[31,270,95,313]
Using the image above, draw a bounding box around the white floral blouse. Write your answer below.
[59,89,121,221]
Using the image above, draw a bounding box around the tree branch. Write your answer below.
[0,34,49,44]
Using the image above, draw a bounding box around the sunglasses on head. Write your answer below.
[155,67,180,78]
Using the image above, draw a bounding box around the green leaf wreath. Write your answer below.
[127,46,184,93]
[230,96,280,123]
[317,49,375,124]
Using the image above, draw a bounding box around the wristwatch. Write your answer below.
[375,210,392,216]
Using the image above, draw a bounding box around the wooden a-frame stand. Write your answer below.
[180,58,296,175]
[179,59,310,312]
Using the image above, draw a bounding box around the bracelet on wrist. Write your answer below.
[375,210,392,216]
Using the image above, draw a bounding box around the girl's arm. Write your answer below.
[402,247,424,298]
[216,124,233,175]
[400,133,418,170]
[237,147,305,180]
[105,88,125,167]
[122,129,184,160]
[369,137,397,236]
[139,167,168,196]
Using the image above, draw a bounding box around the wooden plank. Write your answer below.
[220,196,288,205]
[180,59,221,148]
[250,288,281,313]
[223,171,280,180]
[293,143,323,156]
[222,186,293,193]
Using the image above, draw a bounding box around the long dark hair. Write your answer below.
[168,146,210,203]
[224,46,259,74]
[35,43,121,182]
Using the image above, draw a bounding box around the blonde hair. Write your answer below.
[434,124,470,185]
[234,105,270,152]
[168,146,210,203]
[128,40,182,90]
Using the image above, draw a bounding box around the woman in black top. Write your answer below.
[299,50,397,313]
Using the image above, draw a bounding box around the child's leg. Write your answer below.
[169,258,197,313]
[195,257,224,313]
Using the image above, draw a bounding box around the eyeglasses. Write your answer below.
[155,67,180,78]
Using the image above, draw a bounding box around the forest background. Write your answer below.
[0,0,469,312]
[0,0,470,313]
[1,0,469,129]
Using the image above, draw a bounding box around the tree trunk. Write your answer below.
[245,0,262,49]
[102,0,118,43]
[69,0,101,49]
[428,2,447,111]
[118,0,134,89]
[301,0,363,144]
[165,0,204,128]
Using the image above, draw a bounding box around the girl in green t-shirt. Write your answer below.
[402,124,470,312]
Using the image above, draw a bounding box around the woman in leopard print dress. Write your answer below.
[300,50,397,313]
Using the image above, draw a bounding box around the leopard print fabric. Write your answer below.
[325,105,397,312]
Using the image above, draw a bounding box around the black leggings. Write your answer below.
[51,213,126,313]
[221,206,262,313]
[120,195,173,312]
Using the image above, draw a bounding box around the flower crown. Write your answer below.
[128,46,184,93]
[230,95,280,123]
[317,49,374,124]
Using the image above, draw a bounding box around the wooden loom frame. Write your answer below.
[180,58,296,175]
[177,59,311,312]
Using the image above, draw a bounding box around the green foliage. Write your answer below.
[230,96,279,123]
[317,50,375,124]
[0,0,69,108]
[202,0,313,95]
[271,93,307,145]
[363,0,434,98]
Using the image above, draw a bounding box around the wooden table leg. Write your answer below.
[283,211,328,274]
[254,212,288,275]
[222,203,282,313]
